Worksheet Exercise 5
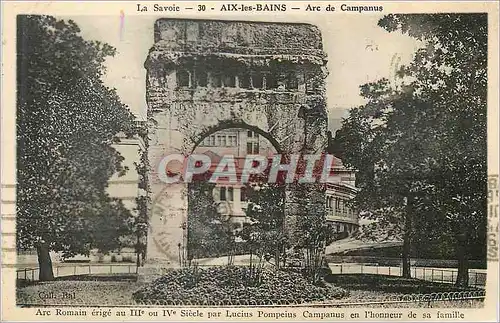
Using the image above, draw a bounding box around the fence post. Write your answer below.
[389,266,391,276]
[24,268,27,280]
[32,270,34,281]
[89,265,91,275]
[441,270,444,283]
[340,264,343,274]
[74,266,76,275]
[451,271,454,283]
[431,269,434,282]
[376,265,379,275]
[423,268,425,280]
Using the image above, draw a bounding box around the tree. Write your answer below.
[380,13,487,287]
[237,181,287,281]
[333,83,432,278]
[333,14,487,285]
[187,180,231,261]
[16,15,137,280]
[134,130,150,267]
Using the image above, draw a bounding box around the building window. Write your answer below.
[287,73,299,90]
[228,134,237,146]
[223,74,236,87]
[247,142,259,154]
[247,131,259,154]
[265,73,277,89]
[219,187,234,201]
[239,74,251,89]
[197,70,208,87]
[241,187,247,201]
[247,131,259,140]
[211,72,222,87]
[251,73,264,89]
[305,73,319,94]
[202,133,240,147]
[177,70,190,87]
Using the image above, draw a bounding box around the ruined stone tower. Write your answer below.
[144,19,329,267]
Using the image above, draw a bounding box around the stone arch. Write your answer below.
[144,19,329,267]
[190,120,284,155]
[186,123,285,260]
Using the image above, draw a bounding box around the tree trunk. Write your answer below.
[402,196,412,278]
[455,232,469,287]
[136,235,141,267]
[36,242,54,281]
[402,229,411,278]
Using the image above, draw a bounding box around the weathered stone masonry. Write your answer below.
[144,19,329,266]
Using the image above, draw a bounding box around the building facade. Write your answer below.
[193,128,359,237]
[325,156,359,236]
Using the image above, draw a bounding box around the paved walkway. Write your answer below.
[17,254,487,288]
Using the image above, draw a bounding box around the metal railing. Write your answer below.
[16,262,487,289]
[16,264,137,283]
[329,263,486,288]
[134,290,486,307]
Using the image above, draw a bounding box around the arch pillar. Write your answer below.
[140,19,329,279]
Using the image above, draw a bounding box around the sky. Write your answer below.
[63,15,420,132]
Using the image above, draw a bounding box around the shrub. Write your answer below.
[133,266,348,305]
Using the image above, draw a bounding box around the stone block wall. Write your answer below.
[144,19,329,264]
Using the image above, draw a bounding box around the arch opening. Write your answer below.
[186,125,286,262]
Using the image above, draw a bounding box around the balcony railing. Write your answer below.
[326,209,358,225]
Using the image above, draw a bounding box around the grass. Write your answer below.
[17,279,144,306]
[16,273,484,308]
[322,274,484,308]
[326,274,479,294]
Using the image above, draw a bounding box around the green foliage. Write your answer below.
[187,181,232,260]
[293,183,331,283]
[16,15,137,257]
[132,266,349,305]
[239,182,287,269]
[133,128,150,263]
[333,14,487,283]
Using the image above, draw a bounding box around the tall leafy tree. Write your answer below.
[16,15,137,280]
[333,14,487,285]
[380,14,487,287]
[241,182,287,267]
[187,181,231,261]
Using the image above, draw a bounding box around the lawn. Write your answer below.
[16,273,484,308]
[17,275,144,306]
[325,274,479,294]
[322,274,484,308]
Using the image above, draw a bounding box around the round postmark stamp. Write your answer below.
[148,182,188,264]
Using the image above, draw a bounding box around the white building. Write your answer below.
[193,128,360,237]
